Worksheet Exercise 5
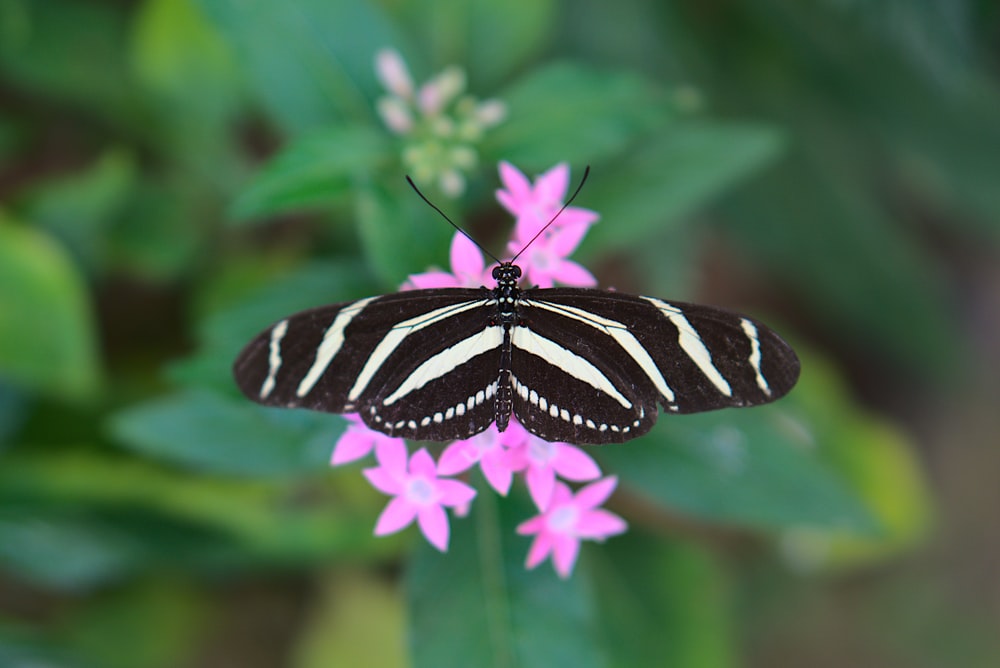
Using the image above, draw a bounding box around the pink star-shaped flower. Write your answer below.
[517,476,627,578]
[331,414,406,465]
[508,222,597,288]
[403,231,493,290]
[496,161,599,247]
[438,424,519,496]
[363,441,477,551]
[503,420,602,510]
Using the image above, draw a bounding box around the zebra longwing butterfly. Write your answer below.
[233,261,800,445]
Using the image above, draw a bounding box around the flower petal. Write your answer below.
[437,441,478,475]
[436,478,477,506]
[574,476,619,510]
[374,440,409,478]
[516,515,545,536]
[550,260,597,287]
[547,481,574,509]
[409,448,437,478]
[552,206,599,230]
[552,444,602,482]
[480,451,514,495]
[331,431,375,465]
[548,220,591,256]
[535,162,569,206]
[498,161,531,208]
[450,232,485,282]
[417,504,450,551]
[526,465,556,511]
[524,532,554,569]
[404,270,460,290]
[575,509,628,540]
[498,419,530,447]
[374,497,417,536]
[362,467,403,495]
[552,534,581,578]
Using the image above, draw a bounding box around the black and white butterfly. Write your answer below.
[233,175,799,445]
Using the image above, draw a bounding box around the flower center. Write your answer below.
[405,477,436,505]
[527,438,556,465]
[547,505,578,534]
[474,430,499,456]
[528,247,551,271]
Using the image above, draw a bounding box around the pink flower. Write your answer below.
[331,414,406,465]
[503,420,602,510]
[494,162,599,288]
[403,232,492,290]
[508,221,597,288]
[438,425,517,496]
[517,476,627,578]
[496,161,599,245]
[363,441,476,551]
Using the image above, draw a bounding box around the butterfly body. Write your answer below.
[233,262,799,444]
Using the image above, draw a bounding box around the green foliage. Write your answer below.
[408,493,733,668]
[0,217,101,400]
[109,390,343,476]
[1,0,996,666]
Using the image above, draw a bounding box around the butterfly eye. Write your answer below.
[492,266,502,279]
[512,265,522,279]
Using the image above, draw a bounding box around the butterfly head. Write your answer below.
[492,262,522,285]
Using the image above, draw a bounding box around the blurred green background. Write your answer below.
[2,0,999,666]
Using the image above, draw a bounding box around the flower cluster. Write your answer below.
[333,162,626,578]
[375,48,506,197]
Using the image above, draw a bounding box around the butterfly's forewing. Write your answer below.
[233,289,504,440]
[508,289,799,444]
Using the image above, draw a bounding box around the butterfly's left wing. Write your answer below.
[233,288,505,440]
[510,289,800,444]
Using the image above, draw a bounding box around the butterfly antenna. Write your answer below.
[405,176,501,266]
[510,165,590,264]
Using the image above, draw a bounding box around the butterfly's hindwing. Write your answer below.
[509,302,659,443]
[233,289,504,440]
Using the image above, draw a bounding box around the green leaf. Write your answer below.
[61,579,208,668]
[0,383,27,447]
[231,124,390,221]
[196,0,403,132]
[775,355,933,571]
[0,513,141,590]
[591,533,734,668]
[0,217,100,400]
[719,150,959,375]
[408,493,603,668]
[108,389,342,476]
[19,149,136,273]
[0,0,139,127]
[106,180,207,281]
[486,63,670,171]
[354,180,455,286]
[0,449,385,563]
[408,491,734,667]
[170,259,374,393]
[580,121,785,255]
[130,0,238,113]
[599,371,876,533]
[391,0,557,89]
[0,626,86,668]
[293,569,407,668]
